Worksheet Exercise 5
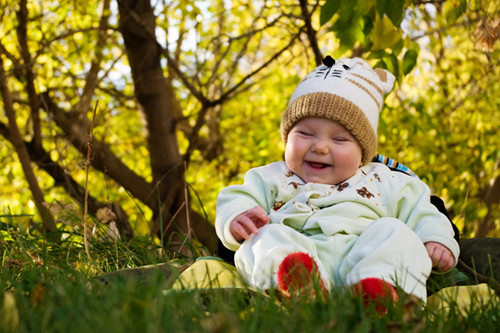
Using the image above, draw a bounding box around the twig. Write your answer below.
[162,201,186,241]
[457,258,500,297]
[176,161,191,255]
[83,101,99,260]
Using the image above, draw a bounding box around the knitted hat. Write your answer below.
[281,56,395,165]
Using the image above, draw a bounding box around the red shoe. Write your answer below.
[277,252,327,299]
[354,278,398,315]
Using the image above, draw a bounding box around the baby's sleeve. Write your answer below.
[389,173,460,270]
[215,166,275,251]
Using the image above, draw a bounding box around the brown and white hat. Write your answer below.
[281,56,395,165]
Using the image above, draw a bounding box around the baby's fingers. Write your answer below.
[436,249,455,272]
[425,242,455,272]
[230,216,258,241]
[245,206,270,226]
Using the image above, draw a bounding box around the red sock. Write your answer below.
[354,278,398,315]
[277,252,326,298]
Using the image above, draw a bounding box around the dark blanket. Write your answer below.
[459,238,500,283]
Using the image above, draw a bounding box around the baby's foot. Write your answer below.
[277,252,327,300]
[353,277,398,315]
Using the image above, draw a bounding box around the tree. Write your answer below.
[0,0,314,254]
[0,0,499,258]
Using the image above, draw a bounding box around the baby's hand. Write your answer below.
[424,241,455,272]
[230,206,270,242]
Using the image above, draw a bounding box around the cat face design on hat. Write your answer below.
[281,56,395,165]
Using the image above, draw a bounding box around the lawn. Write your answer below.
[1,226,499,333]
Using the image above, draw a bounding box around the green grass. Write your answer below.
[1,225,499,333]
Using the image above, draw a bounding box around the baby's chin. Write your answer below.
[299,169,355,186]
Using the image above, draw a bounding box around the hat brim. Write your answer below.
[281,92,377,165]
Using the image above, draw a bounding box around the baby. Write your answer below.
[215,56,459,307]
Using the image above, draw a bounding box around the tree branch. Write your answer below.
[39,92,157,211]
[0,46,56,233]
[182,27,304,166]
[16,0,42,148]
[74,0,112,115]
[214,26,304,105]
[299,0,323,66]
[0,121,134,238]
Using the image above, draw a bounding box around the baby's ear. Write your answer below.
[374,68,396,94]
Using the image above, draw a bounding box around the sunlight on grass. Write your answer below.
[0,220,499,332]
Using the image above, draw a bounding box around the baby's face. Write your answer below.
[284,118,362,185]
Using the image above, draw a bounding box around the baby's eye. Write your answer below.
[298,130,313,136]
[333,136,348,142]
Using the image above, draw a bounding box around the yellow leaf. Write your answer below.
[371,14,402,51]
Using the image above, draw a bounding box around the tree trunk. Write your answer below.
[476,171,500,237]
[117,0,215,254]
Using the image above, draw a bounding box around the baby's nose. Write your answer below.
[311,140,329,154]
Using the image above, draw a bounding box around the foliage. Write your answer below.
[376,0,500,237]
[0,0,499,253]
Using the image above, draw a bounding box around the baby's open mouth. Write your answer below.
[306,161,331,169]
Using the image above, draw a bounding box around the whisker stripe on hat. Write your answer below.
[323,67,333,79]
[346,78,381,110]
[350,73,385,97]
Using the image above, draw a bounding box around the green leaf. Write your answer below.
[367,50,388,59]
[376,0,405,26]
[376,0,386,17]
[392,37,405,56]
[333,16,366,53]
[362,15,374,38]
[402,49,418,75]
[374,59,387,70]
[444,0,467,24]
[384,53,400,82]
[383,0,405,26]
[320,0,341,26]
